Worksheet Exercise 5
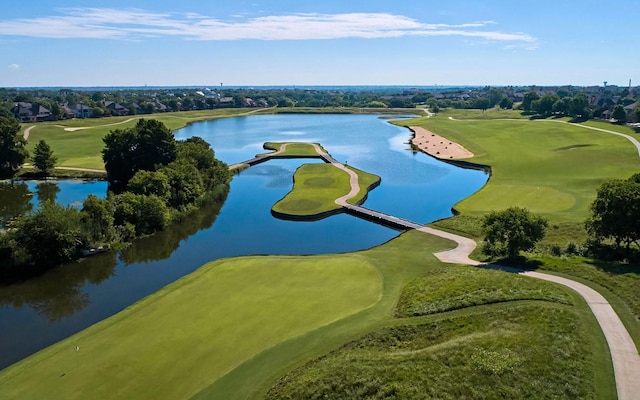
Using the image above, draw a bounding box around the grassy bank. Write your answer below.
[0,231,614,399]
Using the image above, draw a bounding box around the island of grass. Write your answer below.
[272,162,380,220]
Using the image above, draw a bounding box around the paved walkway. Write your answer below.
[23,125,34,140]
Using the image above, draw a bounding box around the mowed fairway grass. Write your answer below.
[22,109,268,170]
[404,116,640,223]
[0,255,382,400]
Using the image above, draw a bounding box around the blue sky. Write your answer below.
[1,0,637,87]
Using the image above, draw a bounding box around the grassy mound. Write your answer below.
[395,265,574,317]
[266,304,608,400]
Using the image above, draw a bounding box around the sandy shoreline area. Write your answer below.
[409,126,474,160]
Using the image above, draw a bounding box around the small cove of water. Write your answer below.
[0,114,488,369]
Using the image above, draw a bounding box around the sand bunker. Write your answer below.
[409,126,474,160]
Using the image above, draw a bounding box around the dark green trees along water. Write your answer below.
[0,117,28,179]
[0,119,230,281]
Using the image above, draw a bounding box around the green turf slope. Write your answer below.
[0,255,381,400]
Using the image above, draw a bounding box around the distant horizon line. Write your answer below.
[4,83,637,91]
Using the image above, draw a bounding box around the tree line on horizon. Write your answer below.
[1,85,639,124]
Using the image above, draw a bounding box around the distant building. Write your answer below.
[11,102,52,122]
[62,103,93,119]
[624,102,638,122]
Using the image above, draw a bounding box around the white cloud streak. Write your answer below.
[8,64,20,70]
[0,8,535,44]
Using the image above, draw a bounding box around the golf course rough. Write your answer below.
[0,255,382,400]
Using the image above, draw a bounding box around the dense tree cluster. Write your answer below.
[1,120,230,279]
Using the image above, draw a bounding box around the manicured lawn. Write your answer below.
[0,255,382,400]
[263,141,324,157]
[430,107,529,120]
[405,116,639,224]
[272,162,380,218]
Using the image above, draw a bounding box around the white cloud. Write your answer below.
[0,8,536,44]
[8,63,19,70]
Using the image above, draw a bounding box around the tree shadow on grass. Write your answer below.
[476,256,544,274]
[585,259,640,275]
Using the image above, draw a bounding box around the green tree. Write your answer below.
[102,119,177,190]
[32,140,57,174]
[11,202,83,267]
[522,91,540,112]
[0,117,29,178]
[473,97,491,111]
[569,94,590,119]
[498,97,513,109]
[611,105,627,123]
[80,195,115,245]
[534,94,559,115]
[552,99,569,116]
[128,170,170,199]
[164,160,205,209]
[585,177,640,253]
[92,107,105,118]
[482,207,548,258]
[486,88,503,108]
[112,192,169,236]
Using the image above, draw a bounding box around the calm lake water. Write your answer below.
[0,114,488,369]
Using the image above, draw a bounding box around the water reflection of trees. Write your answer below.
[0,251,116,321]
[119,195,226,264]
[35,182,60,204]
[0,191,227,321]
[0,182,33,227]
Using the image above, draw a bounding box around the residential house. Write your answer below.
[11,102,53,122]
[62,103,93,119]
[624,102,638,123]
[101,101,129,116]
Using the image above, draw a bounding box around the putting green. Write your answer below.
[0,255,381,400]
[272,163,380,218]
[464,184,576,214]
